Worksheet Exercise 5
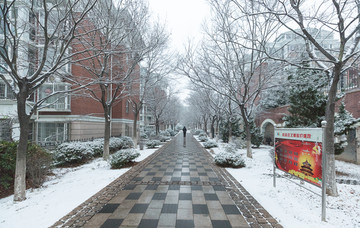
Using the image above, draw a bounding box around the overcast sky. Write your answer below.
[147,0,211,103]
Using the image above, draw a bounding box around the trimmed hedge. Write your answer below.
[53,137,134,166]
[203,139,218,149]
[214,152,245,168]
[146,140,161,149]
[110,149,140,169]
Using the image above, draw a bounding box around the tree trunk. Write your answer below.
[155,118,160,135]
[228,117,232,143]
[103,109,111,160]
[245,122,253,158]
[133,110,139,147]
[324,65,341,196]
[203,115,208,134]
[211,116,216,138]
[14,92,30,201]
[240,107,252,158]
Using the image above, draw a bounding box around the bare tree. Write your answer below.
[145,78,172,135]
[257,0,360,196]
[128,23,172,146]
[69,0,153,160]
[178,0,280,157]
[0,0,97,201]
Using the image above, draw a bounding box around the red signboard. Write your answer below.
[275,129,323,187]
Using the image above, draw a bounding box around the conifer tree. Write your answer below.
[284,64,327,127]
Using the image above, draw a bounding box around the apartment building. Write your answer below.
[0,1,140,146]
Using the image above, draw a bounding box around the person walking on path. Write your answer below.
[182,126,187,137]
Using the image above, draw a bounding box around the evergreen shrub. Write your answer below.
[146,140,161,148]
[214,152,245,168]
[110,149,140,169]
[198,135,208,142]
[0,141,52,190]
[203,139,218,149]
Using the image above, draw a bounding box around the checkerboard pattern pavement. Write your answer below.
[83,135,249,228]
[53,134,281,228]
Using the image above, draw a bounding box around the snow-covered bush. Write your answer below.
[166,128,176,136]
[119,136,134,149]
[146,140,161,148]
[110,149,140,169]
[198,135,208,142]
[224,143,237,153]
[86,140,104,157]
[203,139,218,149]
[140,132,148,139]
[160,130,170,137]
[160,135,170,142]
[232,138,246,149]
[53,142,95,166]
[198,132,207,137]
[214,152,245,168]
[193,129,202,135]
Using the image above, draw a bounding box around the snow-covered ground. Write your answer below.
[208,141,360,228]
[0,147,160,228]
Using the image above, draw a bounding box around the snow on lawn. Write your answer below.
[0,146,160,228]
[207,141,360,228]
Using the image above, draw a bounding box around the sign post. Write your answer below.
[274,126,326,221]
[321,121,327,222]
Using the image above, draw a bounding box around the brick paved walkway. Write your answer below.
[53,134,281,228]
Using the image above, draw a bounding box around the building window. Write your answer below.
[0,47,7,73]
[126,101,129,113]
[37,122,68,145]
[0,80,15,99]
[125,124,130,136]
[38,83,70,110]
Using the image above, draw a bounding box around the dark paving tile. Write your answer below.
[179,193,192,200]
[161,204,178,213]
[176,219,195,228]
[205,169,213,172]
[98,204,119,213]
[164,172,173,176]
[191,185,203,191]
[126,192,142,200]
[138,219,158,228]
[123,184,137,190]
[211,220,232,228]
[222,204,241,214]
[159,168,167,171]
[145,185,159,190]
[152,193,167,200]
[213,185,226,191]
[189,168,197,171]
[181,172,190,176]
[198,172,207,176]
[168,185,180,190]
[171,177,181,181]
[174,168,182,171]
[204,193,219,201]
[151,177,162,181]
[209,177,220,182]
[132,177,143,181]
[190,177,201,182]
[129,204,149,213]
[193,204,209,214]
[147,172,156,176]
[144,168,151,171]
[100,219,123,228]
